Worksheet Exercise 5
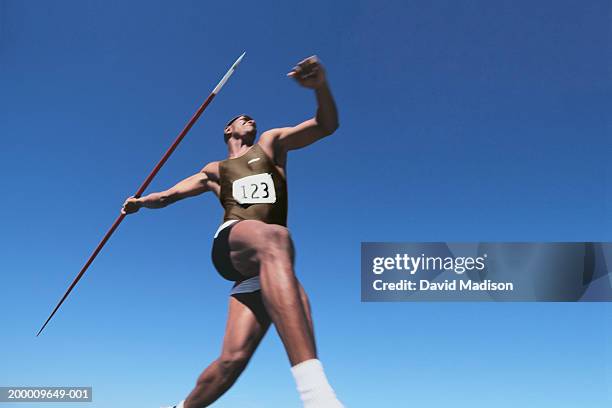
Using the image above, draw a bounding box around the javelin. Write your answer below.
[36,52,246,337]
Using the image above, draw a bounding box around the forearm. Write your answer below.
[314,82,338,134]
[139,190,178,209]
[138,173,208,210]
[123,172,209,215]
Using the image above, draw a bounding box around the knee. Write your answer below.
[263,224,291,245]
[218,350,250,374]
[256,225,293,257]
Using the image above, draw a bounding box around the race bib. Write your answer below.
[232,173,276,204]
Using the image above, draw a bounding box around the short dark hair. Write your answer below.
[224,114,253,143]
[225,114,253,128]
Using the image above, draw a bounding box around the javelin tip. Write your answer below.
[234,52,246,68]
[213,52,247,94]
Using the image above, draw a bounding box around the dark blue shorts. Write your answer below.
[211,221,244,282]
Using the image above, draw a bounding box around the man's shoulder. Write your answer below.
[260,127,294,141]
[258,130,288,166]
[201,161,221,178]
[258,127,293,153]
[259,128,281,144]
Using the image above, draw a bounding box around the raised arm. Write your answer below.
[266,56,338,152]
[122,163,215,214]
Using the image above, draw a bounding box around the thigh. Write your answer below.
[221,291,271,356]
[227,220,292,277]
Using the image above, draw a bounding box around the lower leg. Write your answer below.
[184,355,246,408]
[258,253,316,365]
[184,293,269,408]
[258,256,343,407]
[297,282,316,356]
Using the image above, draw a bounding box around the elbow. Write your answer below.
[322,121,339,137]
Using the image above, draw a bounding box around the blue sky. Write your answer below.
[1,1,611,407]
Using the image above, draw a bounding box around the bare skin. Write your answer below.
[122,56,337,408]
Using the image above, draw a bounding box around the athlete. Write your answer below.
[122,56,343,408]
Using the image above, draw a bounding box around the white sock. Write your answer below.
[290,359,344,408]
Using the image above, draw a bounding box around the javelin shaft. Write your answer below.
[37,53,246,336]
[134,92,216,198]
[36,213,126,336]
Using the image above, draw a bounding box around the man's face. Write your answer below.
[226,115,257,142]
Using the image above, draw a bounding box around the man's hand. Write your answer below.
[121,196,142,215]
[287,55,326,89]
[262,54,337,153]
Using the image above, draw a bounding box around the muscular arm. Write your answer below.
[122,163,216,213]
[139,172,209,209]
[265,56,338,153]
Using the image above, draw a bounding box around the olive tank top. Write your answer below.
[218,144,288,226]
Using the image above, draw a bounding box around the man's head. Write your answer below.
[224,114,257,144]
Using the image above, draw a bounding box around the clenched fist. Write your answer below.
[287,55,327,89]
[121,196,142,215]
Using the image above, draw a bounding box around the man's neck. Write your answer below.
[227,138,253,159]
